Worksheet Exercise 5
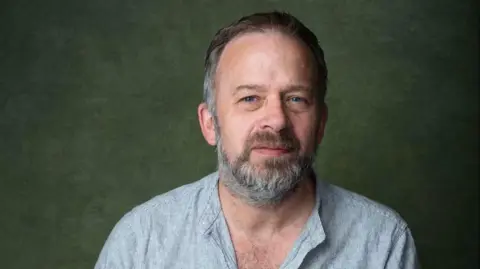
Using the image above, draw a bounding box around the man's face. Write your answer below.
[212,32,326,205]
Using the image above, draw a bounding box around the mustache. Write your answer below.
[245,130,300,151]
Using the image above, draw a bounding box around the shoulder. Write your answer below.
[122,171,219,232]
[318,180,409,235]
[94,172,219,268]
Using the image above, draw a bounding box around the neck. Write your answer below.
[218,171,316,238]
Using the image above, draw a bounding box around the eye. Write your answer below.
[288,96,307,103]
[286,95,310,112]
[237,95,263,111]
[241,95,258,103]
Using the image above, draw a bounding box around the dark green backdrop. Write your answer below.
[0,0,478,268]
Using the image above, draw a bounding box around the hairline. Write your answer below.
[204,28,325,118]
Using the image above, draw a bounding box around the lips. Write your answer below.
[253,146,289,150]
[251,147,292,156]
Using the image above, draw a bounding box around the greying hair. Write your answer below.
[203,11,328,117]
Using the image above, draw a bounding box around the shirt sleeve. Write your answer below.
[94,212,140,269]
[384,225,420,269]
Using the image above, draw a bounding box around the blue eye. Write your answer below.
[242,96,257,102]
[290,96,305,102]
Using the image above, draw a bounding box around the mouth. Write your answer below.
[251,147,293,157]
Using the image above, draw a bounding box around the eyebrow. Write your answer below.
[234,84,312,94]
[234,84,266,92]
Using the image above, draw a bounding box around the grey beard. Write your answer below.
[215,125,315,207]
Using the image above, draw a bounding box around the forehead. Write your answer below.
[215,31,317,93]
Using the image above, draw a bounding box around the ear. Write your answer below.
[316,103,328,144]
[198,102,217,146]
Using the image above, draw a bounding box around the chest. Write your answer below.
[232,237,295,269]
[235,245,279,269]
[141,229,385,269]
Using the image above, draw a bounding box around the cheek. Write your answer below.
[291,117,318,150]
[219,115,252,154]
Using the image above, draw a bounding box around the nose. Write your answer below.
[260,96,288,132]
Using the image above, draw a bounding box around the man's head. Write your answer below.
[198,11,328,206]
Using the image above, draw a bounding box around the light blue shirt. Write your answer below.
[95,172,419,268]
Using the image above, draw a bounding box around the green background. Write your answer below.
[0,0,477,268]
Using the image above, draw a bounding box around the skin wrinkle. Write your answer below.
[212,32,321,207]
[202,29,325,268]
[95,12,419,269]
[197,29,328,268]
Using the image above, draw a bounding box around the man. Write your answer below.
[95,11,419,269]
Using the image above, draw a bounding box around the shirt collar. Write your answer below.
[303,171,326,248]
[198,170,326,246]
